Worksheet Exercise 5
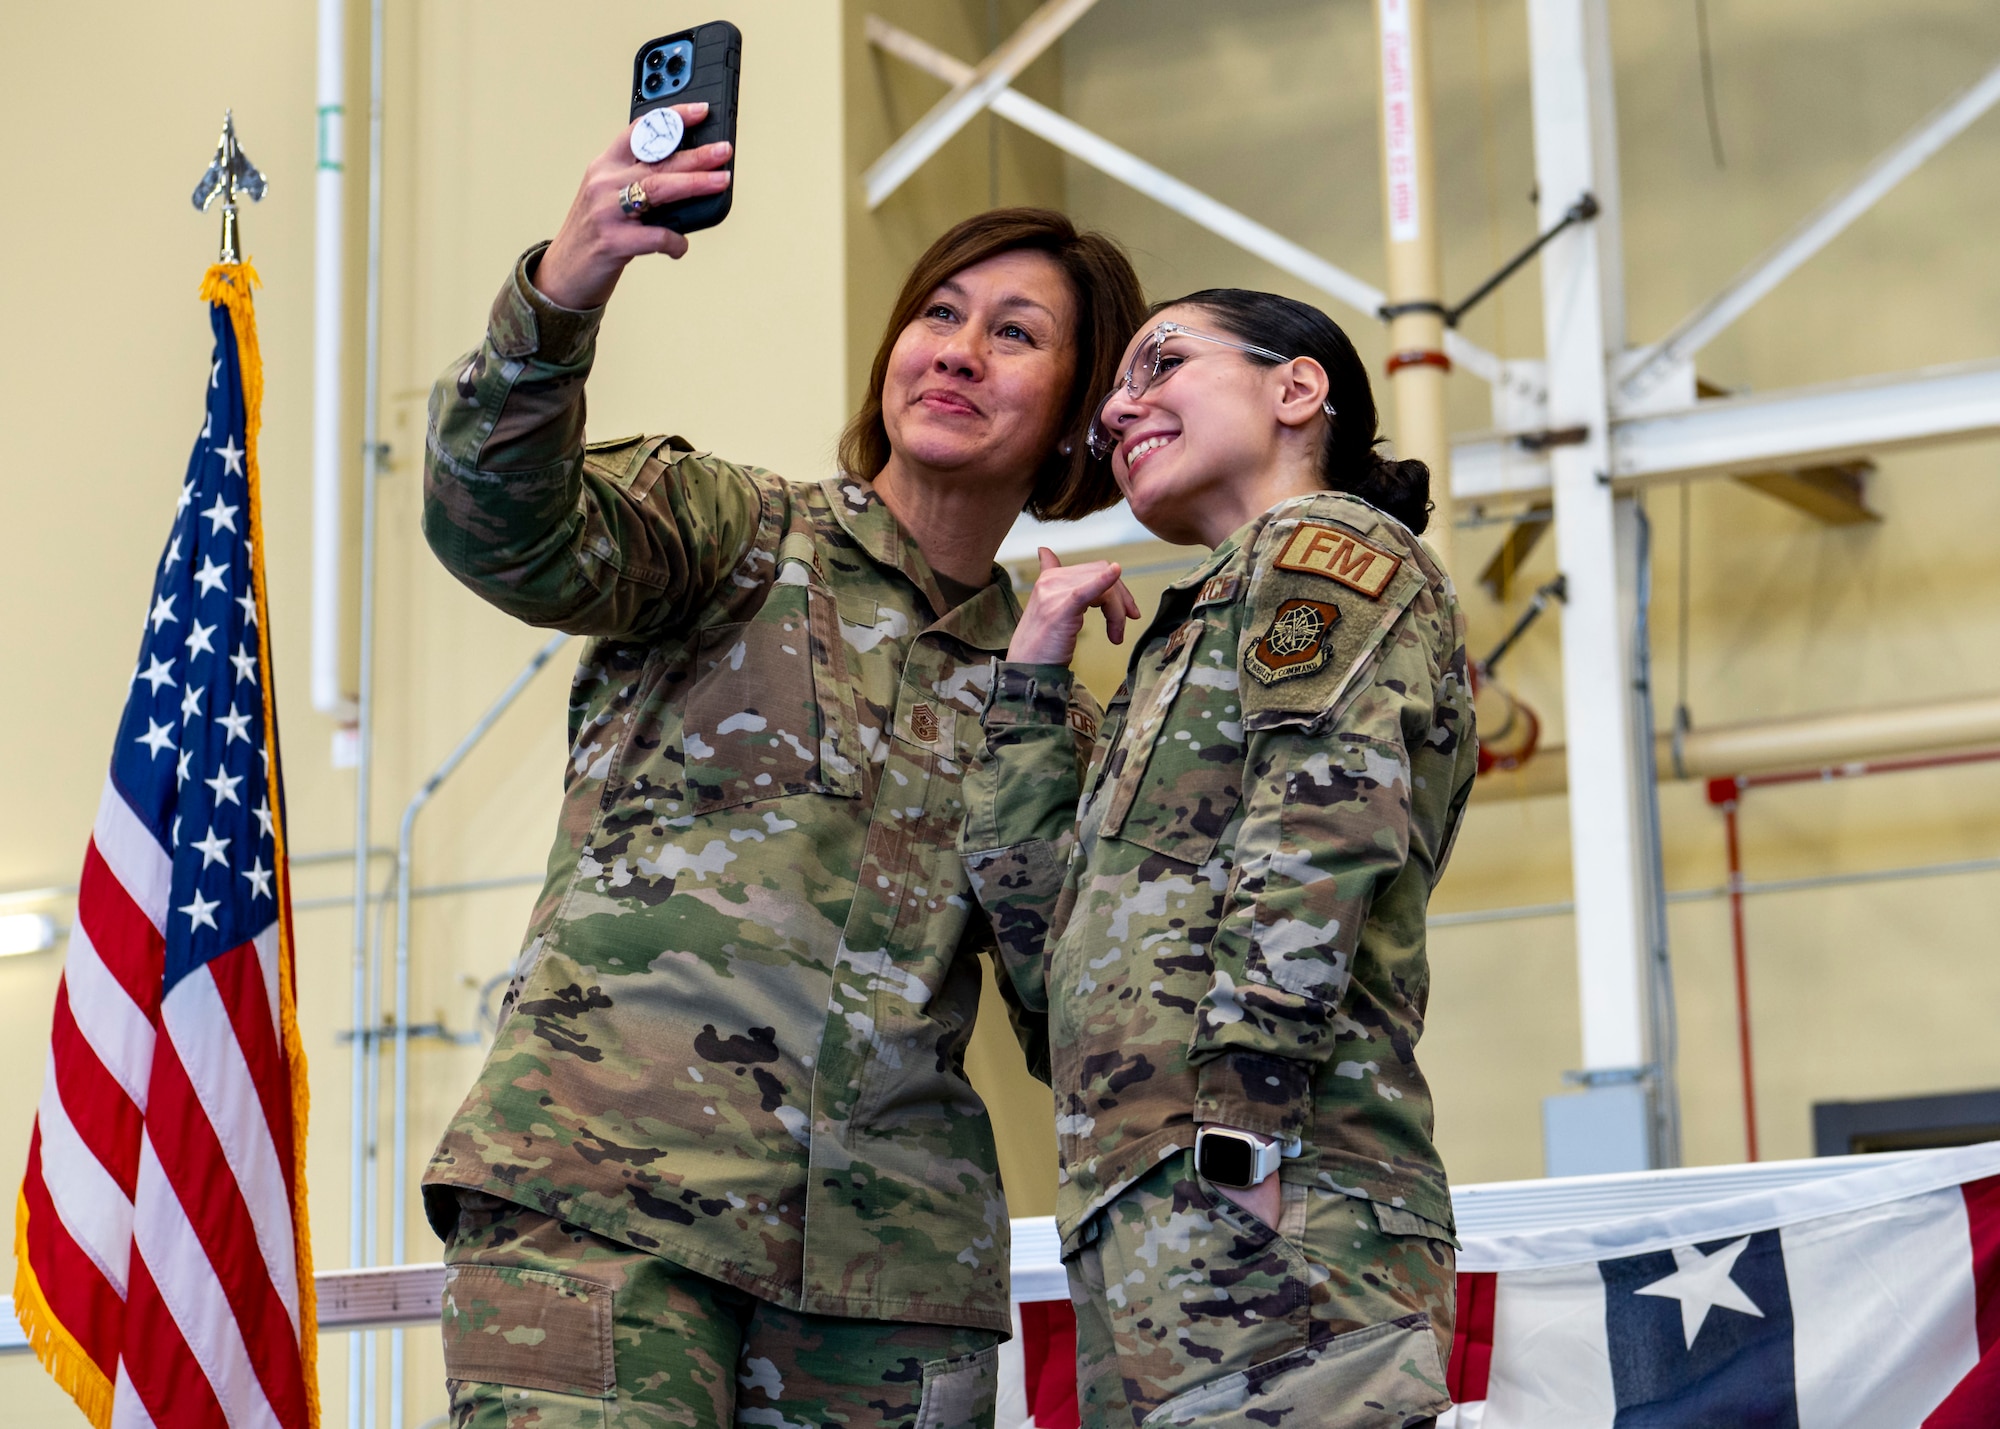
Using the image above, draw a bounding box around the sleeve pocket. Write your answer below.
[684,573,863,814]
[441,1263,615,1398]
[1100,626,1244,865]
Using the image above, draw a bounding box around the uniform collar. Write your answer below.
[818,475,1020,652]
[1163,531,1244,597]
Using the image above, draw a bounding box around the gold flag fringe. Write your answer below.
[14,1190,116,1428]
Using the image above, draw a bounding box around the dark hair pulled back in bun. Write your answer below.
[1154,288,1433,535]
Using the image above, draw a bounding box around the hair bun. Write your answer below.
[1352,453,1433,535]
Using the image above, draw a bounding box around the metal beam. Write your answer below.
[1453,356,2000,501]
[862,0,1099,209]
[864,15,1503,383]
[1528,0,1655,1099]
[1622,56,2000,402]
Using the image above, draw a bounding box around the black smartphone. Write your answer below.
[629,20,742,233]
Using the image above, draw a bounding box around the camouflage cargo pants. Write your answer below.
[440,1191,1000,1429]
[1067,1153,1456,1429]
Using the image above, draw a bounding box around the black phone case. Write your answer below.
[629,20,741,233]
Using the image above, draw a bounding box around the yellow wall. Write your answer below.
[5,0,2000,1424]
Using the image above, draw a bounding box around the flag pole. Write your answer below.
[194,115,325,1425]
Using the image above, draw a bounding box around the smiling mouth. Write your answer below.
[1123,433,1178,471]
[917,390,980,417]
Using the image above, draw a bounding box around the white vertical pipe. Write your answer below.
[352,0,386,1423]
[1527,0,1650,1075]
[312,4,365,1427]
[312,0,352,718]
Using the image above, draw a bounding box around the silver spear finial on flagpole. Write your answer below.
[192,110,268,264]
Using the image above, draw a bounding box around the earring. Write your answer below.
[1060,440,1075,456]
[1322,400,1338,419]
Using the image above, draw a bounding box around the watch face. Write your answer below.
[630,107,685,164]
[1196,1133,1257,1188]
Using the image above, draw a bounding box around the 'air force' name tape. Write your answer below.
[1272,521,1401,598]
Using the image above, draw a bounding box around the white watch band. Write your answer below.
[1195,1126,1287,1186]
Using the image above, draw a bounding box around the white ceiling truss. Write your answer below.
[864,16,2000,534]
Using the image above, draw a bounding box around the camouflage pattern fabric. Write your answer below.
[420,247,1090,1334]
[1067,1154,1453,1428]
[441,1190,1000,1429]
[961,489,1477,1254]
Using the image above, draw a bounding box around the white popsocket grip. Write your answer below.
[630,108,686,164]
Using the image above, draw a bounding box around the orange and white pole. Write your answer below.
[1374,0,1454,571]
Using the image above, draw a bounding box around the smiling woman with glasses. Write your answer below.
[1085,320,1338,459]
[962,288,1477,1428]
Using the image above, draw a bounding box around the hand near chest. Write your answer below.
[1008,547,1142,664]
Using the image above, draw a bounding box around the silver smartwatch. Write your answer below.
[1194,1126,1285,1189]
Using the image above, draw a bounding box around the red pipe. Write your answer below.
[1731,745,2000,792]
[1701,743,2000,1166]
[1710,785,1760,1162]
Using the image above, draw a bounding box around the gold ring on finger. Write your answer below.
[618,181,650,219]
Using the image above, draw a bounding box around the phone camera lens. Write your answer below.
[642,73,664,97]
[666,51,687,77]
[646,50,665,71]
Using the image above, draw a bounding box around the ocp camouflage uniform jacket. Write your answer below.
[963,490,1477,1255]
[418,249,1072,1335]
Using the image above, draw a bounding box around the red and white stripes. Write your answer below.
[17,781,310,1429]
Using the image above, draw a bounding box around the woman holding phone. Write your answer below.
[964,289,1478,1428]
[421,103,1145,1428]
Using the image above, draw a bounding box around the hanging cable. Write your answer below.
[987,0,1001,208]
[1673,479,1694,775]
[1631,504,1685,1167]
[1695,0,1727,169]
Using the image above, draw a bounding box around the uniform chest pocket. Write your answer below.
[1074,698,1129,833]
[683,573,864,815]
[1098,620,1246,865]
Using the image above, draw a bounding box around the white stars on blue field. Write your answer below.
[111,301,281,994]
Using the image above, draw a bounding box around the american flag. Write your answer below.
[13,264,318,1429]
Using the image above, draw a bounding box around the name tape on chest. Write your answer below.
[1272,522,1401,598]
[1246,598,1341,685]
[1068,705,1099,739]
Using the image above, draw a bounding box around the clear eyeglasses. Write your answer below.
[1085,321,1338,460]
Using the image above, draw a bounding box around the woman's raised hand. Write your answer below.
[1006,548,1143,666]
[533,106,735,311]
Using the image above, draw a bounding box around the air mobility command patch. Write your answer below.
[1273,521,1402,597]
[1247,598,1342,685]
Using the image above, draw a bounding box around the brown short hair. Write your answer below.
[837,207,1147,522]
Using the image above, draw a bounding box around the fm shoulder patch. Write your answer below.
[1272,521,1402,598]
[1246,598,1341,685]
